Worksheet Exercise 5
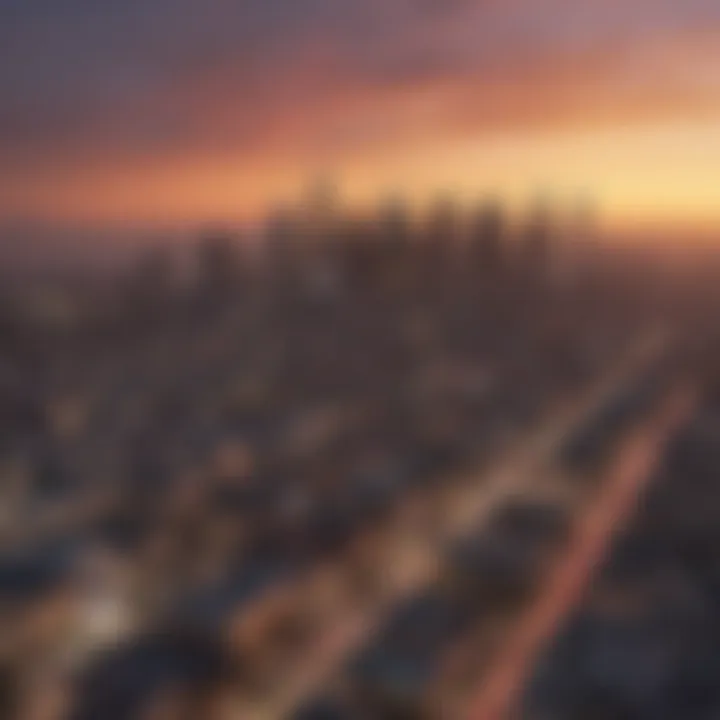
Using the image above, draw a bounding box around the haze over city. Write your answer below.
[4,3,720,720]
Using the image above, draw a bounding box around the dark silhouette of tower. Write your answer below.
[423,195,459,288]
[470,200,505,276]
[570,196,599,269]
[520,200,553,284]
[303,176,341,250]
[378,196,411,251]
[124,245,176,319]
[375,196,412,289]
[195,231,241,300]
[265,205,298,275]
[425,195,459,250]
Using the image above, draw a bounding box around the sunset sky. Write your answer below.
[2,0,720,241]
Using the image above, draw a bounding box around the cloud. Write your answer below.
[1,0,720,220]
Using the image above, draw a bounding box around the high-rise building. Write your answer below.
[127,245,176,309]
[264,205,299,273]
[470,200,505,274]
[520,200,553,282]
[196,231,241,298]
[571,195,599,265]
[553,196,600,287]
[303,176,341,248]
[426,195,459,249]
[378,196,411,250]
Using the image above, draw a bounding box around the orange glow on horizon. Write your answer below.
[3,23,720,240]
[5,118,720,242]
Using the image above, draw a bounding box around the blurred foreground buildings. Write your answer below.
[0,190,717,719]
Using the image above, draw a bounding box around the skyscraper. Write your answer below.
[470,200,505,275]
[196,231,241,299]
[520,199,553,283]
[303,176,341,248]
